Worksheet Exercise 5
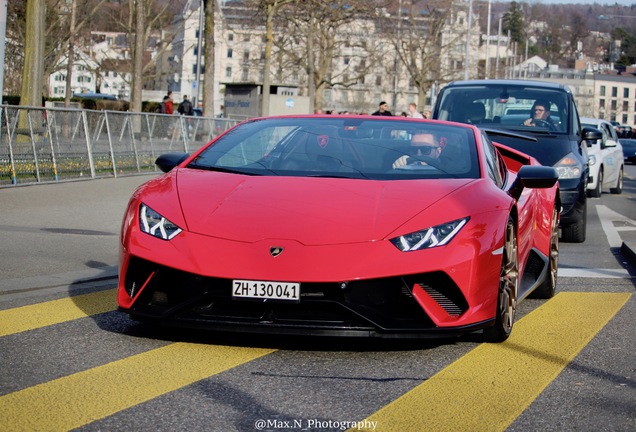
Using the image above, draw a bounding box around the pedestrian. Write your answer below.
[164,91,174,115]
[178,95,194,116]
[371,101,393,116]
[408,102,424,119]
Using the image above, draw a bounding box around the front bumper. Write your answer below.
[118,257,494,338]
[558,180,586,226]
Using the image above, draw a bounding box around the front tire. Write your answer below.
[561,200,586,243]
[610,168,623,194]
[588,167,602,198]
[483,216,519,343]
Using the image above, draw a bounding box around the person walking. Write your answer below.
[178,95,194,116]
[371,101,393,116]
[408,102,424,119]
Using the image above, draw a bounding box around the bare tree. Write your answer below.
[274,0,377,112]
[380,0,475,109]
[251,0,295,116]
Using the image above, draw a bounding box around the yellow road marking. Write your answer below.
[355,292,631,432]
[0,289,117,337]
[0,343,276,431]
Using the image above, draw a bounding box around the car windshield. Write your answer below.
[435,83,571,134]
[187,117,480,180]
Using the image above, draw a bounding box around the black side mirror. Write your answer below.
[509,165,559,200]
[582,126,602,142]
[155,152,189,173]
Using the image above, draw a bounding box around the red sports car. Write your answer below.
[118,115,560,342]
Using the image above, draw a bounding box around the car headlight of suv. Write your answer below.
[554,152,583,179]
[390,217,469,252]
[139,204,182,240]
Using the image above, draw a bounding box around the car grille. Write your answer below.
[123,257,470,334]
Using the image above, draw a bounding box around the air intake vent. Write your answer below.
[418,283,464,316]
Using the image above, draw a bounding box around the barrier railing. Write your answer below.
[0,105,241,186]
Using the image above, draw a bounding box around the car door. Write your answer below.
[600,122,621,187]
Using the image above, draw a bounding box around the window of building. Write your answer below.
[226,67,232,78]
[623,114,628,124]
[243,50,250,61]
[375,75,381,86]
[344,56,350,65]
[243,34,250,42]
[611,100,617,110]
[612,87,618,97]
[227,48,233,58]
[600,86,606,96]
[228,33,233,42]
[242,67,249,81]
[624,101,629,111]
[624,88,629,98]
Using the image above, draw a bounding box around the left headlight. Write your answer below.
[139,204,182,240]
[390,217,469,252]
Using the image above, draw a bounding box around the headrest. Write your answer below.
[304,126,343,155]
[466,102,485,121]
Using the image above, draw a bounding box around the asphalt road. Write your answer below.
[0,168,635,432]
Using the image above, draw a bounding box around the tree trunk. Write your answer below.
[261,2,274,116]
[20,0,45,108]
[64,0,77,107]
[203,0,215,117]
[131,0,145,113]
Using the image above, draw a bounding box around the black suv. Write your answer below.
[433,79,601,242]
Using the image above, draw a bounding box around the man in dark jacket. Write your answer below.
[371,101,393,116]
[178,95,194,116]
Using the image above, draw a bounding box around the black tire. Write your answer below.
[532,206,559,299]
[610,168,623,194]
[588,167,602,198]
[483,216,519,343]
[560,200,586,243]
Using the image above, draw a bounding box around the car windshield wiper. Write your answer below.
[187,163,264,176]
[480,127,538,142]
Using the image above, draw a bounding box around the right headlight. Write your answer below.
[554,152,583,179]
[139,204,182,240]
[587,155,597,166]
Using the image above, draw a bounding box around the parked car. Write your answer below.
[118,115,560,342]
[619,138,636,164]
[432,79,601,243]
[580,117,624,197]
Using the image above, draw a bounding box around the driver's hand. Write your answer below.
[523,118,535,126]
[392,155,409,169]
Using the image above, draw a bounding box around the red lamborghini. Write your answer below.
[118,116,560,342]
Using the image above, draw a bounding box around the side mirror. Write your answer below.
[582,126,602,142]
[155,152,189,173]
[509,165,559,200]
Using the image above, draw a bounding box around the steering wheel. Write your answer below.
[395,156,443,170]
[524,118,556,130]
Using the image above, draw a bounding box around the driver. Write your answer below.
[392,133,441,168]
[523,100,553,127]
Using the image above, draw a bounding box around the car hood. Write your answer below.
[174,169,475,245]
[491,133,580,167]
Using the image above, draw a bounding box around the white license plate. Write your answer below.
[232,279,300,301]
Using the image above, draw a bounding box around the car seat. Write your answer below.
[465,102,486,124]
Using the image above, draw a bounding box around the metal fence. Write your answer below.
[0,105,241,187]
